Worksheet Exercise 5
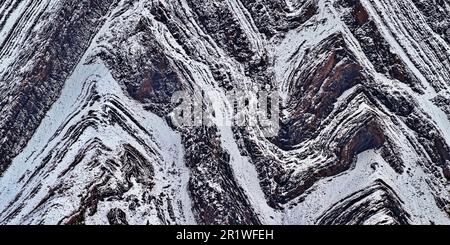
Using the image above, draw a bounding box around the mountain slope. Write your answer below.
[1,0,450,225]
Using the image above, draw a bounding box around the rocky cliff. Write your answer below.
[1,0,450,225]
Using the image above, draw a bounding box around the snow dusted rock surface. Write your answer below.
[1,0,450,225]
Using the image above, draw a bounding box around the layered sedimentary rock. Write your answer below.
[1,0,450,225]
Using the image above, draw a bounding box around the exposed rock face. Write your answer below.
[317,179,411,225]
[1,0,450,225]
